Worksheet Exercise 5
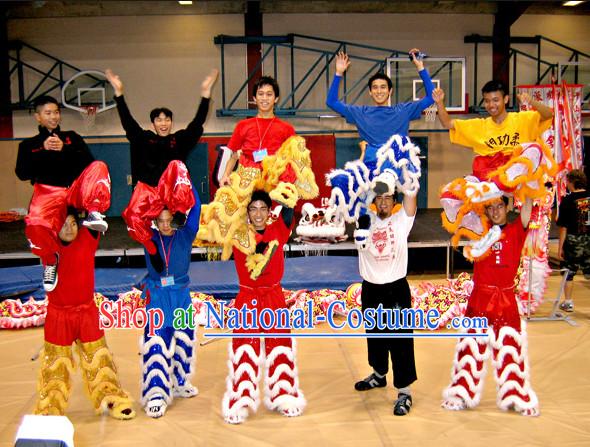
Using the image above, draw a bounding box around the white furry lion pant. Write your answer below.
[221,286,306,421]
[141,326,196,408]
[442,321,539,413]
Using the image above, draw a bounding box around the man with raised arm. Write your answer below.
[353,180,418,417]
[433,82,555,260]
[105,68,217,258]
[34,210,134,420]
[441,196,540,417]
[221,189,305,425]
[325,49,433,229]
[197,76,318,277]
[139,186,201,419]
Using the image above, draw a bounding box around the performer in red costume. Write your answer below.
[222,190,306,424]
[35,211,135,420]
[219,76,296,187]
[441,196,540,417]
[105,68,217,256]
[198,76,318,270]
[16,95,111,292]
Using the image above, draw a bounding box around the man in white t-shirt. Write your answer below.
[352,180,417,416]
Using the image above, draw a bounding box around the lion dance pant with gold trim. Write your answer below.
[35,300,135,419]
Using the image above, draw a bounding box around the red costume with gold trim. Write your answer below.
[35,227,134,419]
[222,216,306,424]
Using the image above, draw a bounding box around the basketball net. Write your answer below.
[424,103,437,122]
[80,105,97,131]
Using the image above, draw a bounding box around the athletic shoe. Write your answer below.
[559,301,574,312]
[82,211,108,233]
[393,393,412,416]
[354,373,386,391]
[43,261,58,292]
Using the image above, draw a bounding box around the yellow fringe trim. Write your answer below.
[259,136,319,200]
[196,135,318,260]
[230,224,258,259]
[269,182,299,208]
[35,342,75,416]
[89,382,129,411]
[35,390,68,416]
[76,338,131,413]
[246,240,280,280]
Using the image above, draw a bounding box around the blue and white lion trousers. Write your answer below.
[141,325,198,417]
[326,135,421,222]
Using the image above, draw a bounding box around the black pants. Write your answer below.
[361,277,417,389]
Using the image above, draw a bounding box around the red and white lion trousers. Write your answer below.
[442,285,539,415]
[122,160,194,255]
[222,284,306,423]
[25,161,111,265]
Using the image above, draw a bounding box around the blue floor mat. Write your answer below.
[0,256,361,300]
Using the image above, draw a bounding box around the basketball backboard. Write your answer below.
[386,56,466,112]
[61,70,116,113]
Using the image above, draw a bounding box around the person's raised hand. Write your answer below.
[335,51,351,76]
[409,48,424,70]
[432,87,445,106]
[201,69,219,98]
[516,92,531,106]
[105,69,124,97]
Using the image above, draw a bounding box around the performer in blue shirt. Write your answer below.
[140,185,201,418]
[326,49,433,246]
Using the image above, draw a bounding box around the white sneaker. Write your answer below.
[82,211,108,233]
[559,301,574,312]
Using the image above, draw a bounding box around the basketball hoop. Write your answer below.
[80,105,97,131]
[424,103,437,123]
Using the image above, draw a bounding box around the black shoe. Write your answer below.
[171,212,186,229]
[354,373,387,391]
[393,393,412,416]
[43,260,59,292]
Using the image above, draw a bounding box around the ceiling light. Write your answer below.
[178,1,193,5]
[563,1,585,6]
